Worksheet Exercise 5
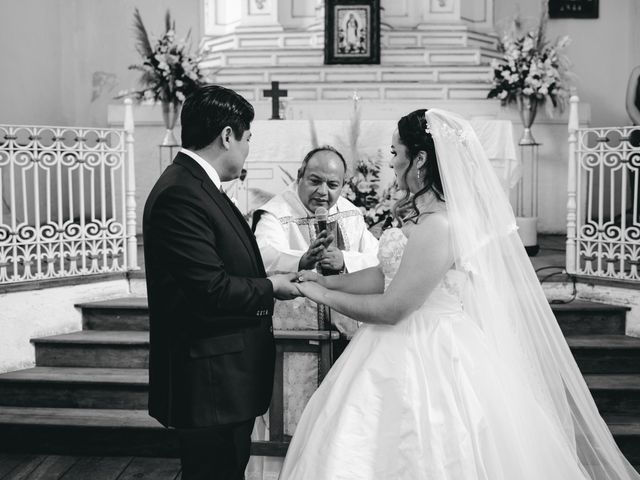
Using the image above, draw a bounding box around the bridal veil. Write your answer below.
[426,108,638,479]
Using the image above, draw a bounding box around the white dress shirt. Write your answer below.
[179,148,222,190]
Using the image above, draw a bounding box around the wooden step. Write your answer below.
[31,330,338,369]
[0,407,287,458]
[566,335,640,373]
[585,374,640,417]
[0,406,636,465]
[605,416,640,466]
[0,367,148,410]
[33,331,149,368]
[77,297,149,331]
[78,297,630,336]
[551,301,628,335]
[31,329,640,375]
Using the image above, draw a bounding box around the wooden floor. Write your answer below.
[0,454,181,480]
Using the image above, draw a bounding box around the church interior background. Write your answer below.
[1,0,640,477]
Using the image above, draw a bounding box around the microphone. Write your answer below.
[314,206,328,236]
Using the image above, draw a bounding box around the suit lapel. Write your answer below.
[222,194,268,276]
[174,154,259,272]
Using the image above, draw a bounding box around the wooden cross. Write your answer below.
[263,81,288,120]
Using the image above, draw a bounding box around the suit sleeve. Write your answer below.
[149,186,274,318]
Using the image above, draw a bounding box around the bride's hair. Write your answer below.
[393,109,444,223]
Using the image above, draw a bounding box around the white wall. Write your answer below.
[0,0,201,127]
[0,279,132,373]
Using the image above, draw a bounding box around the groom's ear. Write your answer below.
[220,126,233,150]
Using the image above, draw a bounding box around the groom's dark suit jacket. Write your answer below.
[143,153,276,428]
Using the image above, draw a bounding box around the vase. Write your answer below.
[516,216,539,256]
[161,100,181,146]
[517,95,538,146]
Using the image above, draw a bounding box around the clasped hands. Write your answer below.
[269,231,339,301]
[268,269,326,302]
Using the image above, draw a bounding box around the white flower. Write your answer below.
[498,90,508,99]
[522,37,534,52]
[522,87,534,96]
[539,86,548,95]
[176,91,186,102]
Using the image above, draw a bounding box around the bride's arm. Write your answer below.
[314,266,385,294]
[298,213,453,325]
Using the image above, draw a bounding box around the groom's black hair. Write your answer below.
[181,85,255,150]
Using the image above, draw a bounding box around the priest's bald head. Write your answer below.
[296,146,348,213]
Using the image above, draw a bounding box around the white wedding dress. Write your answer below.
[278,227,592,480]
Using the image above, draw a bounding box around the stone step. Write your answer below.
[0,406,635,464]
[0,407,286,458]
[200,46,501,69]
[201,26,498,53]
[210,65,492,85]
[585,375,640,417]
[31,330,640,373]
[233,81,492,103]
[76,297,630,336]
[0,367,148,410]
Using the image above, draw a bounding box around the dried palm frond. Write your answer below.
[308,116,319,150]
[132,8,153,59]
[348,102,362,175]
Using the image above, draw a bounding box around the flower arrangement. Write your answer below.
[342,155,397,230]
[122,8,206,104]
[488,5,571,115]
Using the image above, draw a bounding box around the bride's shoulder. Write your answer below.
[404,211,449,240]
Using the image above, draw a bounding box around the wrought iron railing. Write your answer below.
[0,99,138,284]
[566,96,640,281]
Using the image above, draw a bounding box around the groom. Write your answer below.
[143,85,299,480]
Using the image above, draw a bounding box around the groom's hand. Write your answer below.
[268,272,301,300]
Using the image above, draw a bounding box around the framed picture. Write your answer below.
[549,0,598,18]
[325,0,380,65]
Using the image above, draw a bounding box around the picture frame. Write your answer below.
[324,0,381,65]
[549,0,599,19]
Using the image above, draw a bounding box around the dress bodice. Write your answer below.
[377,227,467,312]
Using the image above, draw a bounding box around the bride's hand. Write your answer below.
[296,270,327,287]
[295,280,328,304]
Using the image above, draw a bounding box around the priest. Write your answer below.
[252,145,379,334]
[248,145,379,479]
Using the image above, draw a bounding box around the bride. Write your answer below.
[278,109,639,479]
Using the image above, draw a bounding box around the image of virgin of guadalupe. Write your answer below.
[336,8,368,55]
